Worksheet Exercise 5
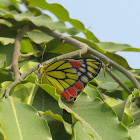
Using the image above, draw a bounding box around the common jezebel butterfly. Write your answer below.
[38,58,102,102]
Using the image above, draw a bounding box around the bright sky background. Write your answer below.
[46,0,140,69]
[22,0,140,69]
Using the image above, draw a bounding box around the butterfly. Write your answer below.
[38,58,102,102]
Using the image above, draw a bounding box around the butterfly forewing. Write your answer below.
[39,58,101,102]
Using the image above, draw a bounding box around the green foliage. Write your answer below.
[0,0,139,140]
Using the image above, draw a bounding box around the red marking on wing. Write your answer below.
[70,98,74,102]
[67,87,77,97]
[71,61,82,68]
[74,82,84,91]
[61,91,70,101]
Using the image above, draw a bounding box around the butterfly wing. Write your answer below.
[39,58,101,102]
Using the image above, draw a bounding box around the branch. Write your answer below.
[36,26,140,91]
[12,25,33,80]
[3,48,87,98]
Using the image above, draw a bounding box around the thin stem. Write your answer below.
[20,51,40,58]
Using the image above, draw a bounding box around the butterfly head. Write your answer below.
[37,64,44,74]
[37,64,45,83]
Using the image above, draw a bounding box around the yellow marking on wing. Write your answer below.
[45,75,64,94]
[66,73,78,80]
[45,60,65,72]
[88,66,96,74]
[64,68,77,73]
[87,59,96,62]
[87,62,98,69]
[58,80,70,89]
[42,76,51,85]
[65,79,75,85]
[93,61,101,65]
[46,71,66,79]
[57,63,72,70]
[39,63,52,74]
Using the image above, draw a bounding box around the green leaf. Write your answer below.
[105,52,132,69]
[11,82,38,105]
[0,71,13,84]
[0,60,6,70]
[0,81,12,95]
[33,88,63,139]
[0,0,18,10]
[45,38,77,54]
[21,38,35,53]
[129,124,140,140]
[59,92,131,140]
[24,75,37,83]
[96,68,130,90]
[83,84,103,100]
[25,0,99,41]
[38,84,59,101]
[19,61,39,74]
[0,132,4,140]
[72,121,94,140]
[0,44,14,66]
[96,42,140,52]
[44,110,72,135]
[0,10,81,35]
[69,19,85,30]
[27,30,54,44]
[83,29,99,42]
[97,82,119,91]
[73,36,105,53]
[0,37,14,45]
[111,89,139,126]
[0,97,52,140]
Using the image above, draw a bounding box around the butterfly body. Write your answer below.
[38,58,101,102]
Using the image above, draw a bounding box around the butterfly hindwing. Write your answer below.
[38,58,102,102]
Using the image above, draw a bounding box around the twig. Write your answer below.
[12,25,33,80]
[133,74,140,80]
[5,65,12,71]
[36,26,140,91]
[102,63,131,94]
[3,48,87,98]
[20,51,40,57]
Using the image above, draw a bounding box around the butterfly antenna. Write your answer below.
[41,45,46,63]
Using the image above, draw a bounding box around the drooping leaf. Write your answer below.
[27,30,54,44]
[25,0,99,42]
[0,10,81,35]
[72,121,94,140]
[45,38,77,54]
[96,42,140,52]
[44,110,72,135]
[11,82,38,105]
[105,52,132,69]
[0,97,52,140]
[0,37,14,45]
